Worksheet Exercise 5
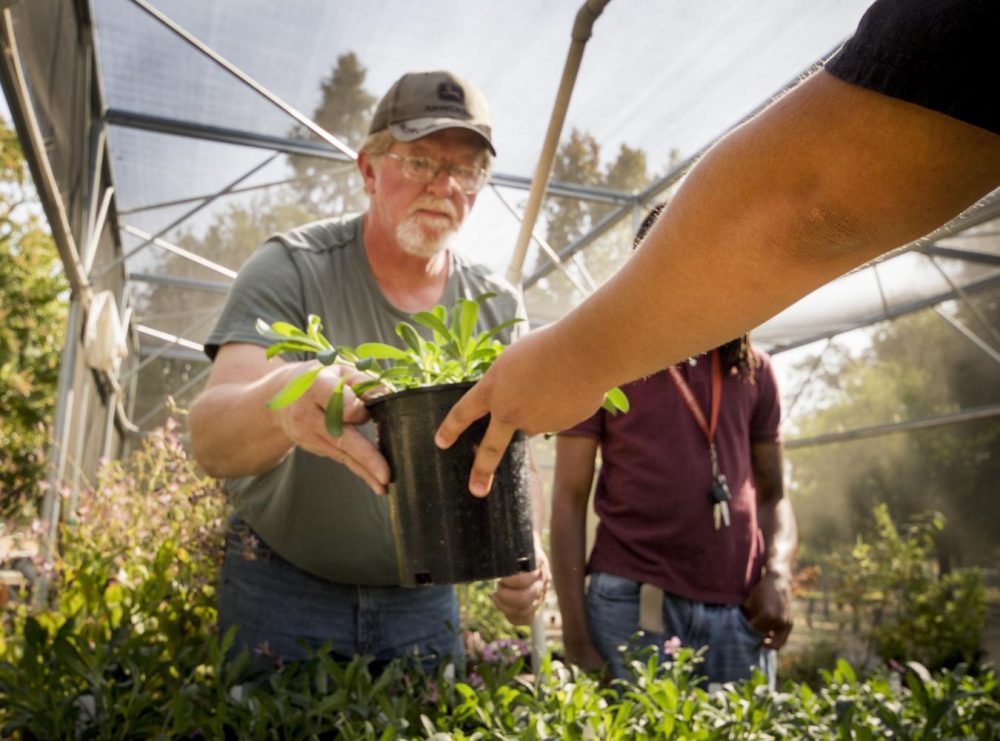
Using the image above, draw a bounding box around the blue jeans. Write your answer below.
[218,518,463,676]
[586,571,775,688]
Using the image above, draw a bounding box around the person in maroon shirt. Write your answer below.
[550,207,798,686]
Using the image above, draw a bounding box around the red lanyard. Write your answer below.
[667,349,721,447]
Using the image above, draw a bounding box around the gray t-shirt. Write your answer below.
[204,214,527,585]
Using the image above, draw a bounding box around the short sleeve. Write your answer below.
[558,407,604,440]
[825,0,998,135]
[203,241,306,360]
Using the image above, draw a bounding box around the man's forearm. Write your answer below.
[758,497,798,582]
[188,364,299,478]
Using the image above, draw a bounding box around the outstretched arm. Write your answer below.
[438,69,1000,496]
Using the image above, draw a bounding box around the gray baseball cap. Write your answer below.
[369,70,495,155]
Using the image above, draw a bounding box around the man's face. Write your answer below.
[364,128,488,259]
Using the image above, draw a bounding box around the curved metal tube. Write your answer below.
[506,0,613,284]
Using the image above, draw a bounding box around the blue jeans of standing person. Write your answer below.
[218,518,463,677]
[586,571,775,688]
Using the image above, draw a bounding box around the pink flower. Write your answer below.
[663,636,682,657]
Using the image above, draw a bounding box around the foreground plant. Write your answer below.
[257,293,630,435]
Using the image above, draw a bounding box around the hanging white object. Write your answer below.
[83,290,128,373]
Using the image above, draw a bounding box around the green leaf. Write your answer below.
[396,322,424,355]
[602,387,630,415]
[474,317,523,347]
[325,377,347,437]
[412,311,453,343]
[266,366,322,409]
[456,298,479,352]
[355,342,411,361]
[265,341,324,359]
[317,348,339,366]
[270,321,312,340]
[306,314,326,344]
[351,379,386,397]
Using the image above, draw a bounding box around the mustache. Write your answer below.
[407,197,458,221]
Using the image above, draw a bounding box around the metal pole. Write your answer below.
[506,0,613,284]
[784,403,1000,450]
[130,0,356,159]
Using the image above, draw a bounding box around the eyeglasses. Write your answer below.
[383,152,488,195]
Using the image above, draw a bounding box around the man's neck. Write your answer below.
[363,213,450,313]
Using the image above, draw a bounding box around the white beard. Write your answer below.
[395,214,457,259]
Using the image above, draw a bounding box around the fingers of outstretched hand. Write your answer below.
[434,380,490,450]
[435,383,516,497]
[467,418,516,497]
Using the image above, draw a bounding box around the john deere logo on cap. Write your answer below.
[438,81,465,104]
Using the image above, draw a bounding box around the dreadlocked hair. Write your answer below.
[719,334,758,383]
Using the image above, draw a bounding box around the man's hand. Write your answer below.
[275,363,390,494]
[435,326,606,496]
[492,541,551,626]
[740,571,794,650]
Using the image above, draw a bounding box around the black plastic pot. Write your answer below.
[366,382,536,587]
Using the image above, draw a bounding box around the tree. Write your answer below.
[785,281,1000,569]
[527,129,653,324]
[132,53,377,428]
[0,119,67,515]
[286,52,377,215]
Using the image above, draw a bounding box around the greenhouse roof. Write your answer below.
[3,0,1000,444]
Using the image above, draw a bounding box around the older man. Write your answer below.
[189,70,547,674]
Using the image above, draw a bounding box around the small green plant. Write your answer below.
[826,504,986,670]
[256,293,629,436]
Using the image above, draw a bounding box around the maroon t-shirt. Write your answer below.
[561,349,781,605]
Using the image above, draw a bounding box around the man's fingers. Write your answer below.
[435,382,490,450]
[467,418,516,497]
[308,426,389,495]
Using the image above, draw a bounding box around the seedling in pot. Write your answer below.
[256,294,630,436]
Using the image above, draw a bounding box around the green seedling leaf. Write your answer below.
[336,345,360,363]
[317,348,339,366]
[266,341,325,359]
[602,387,630,415]
[474,317,523,348]
[379,365,420,381]
[270,321,312,340]
[355,342,411,361]
[412,311,453,343]
[306,314,328,345]
[351,379,386,397]
[325,377,347,437]
[266,366,322,409]
[473,291,497,305]
[396,322,424,355]
[456,298,479,351]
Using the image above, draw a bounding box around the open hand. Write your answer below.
[276,363,390,494]
[435,327,606,496]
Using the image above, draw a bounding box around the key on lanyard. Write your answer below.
[709,445,731,529]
